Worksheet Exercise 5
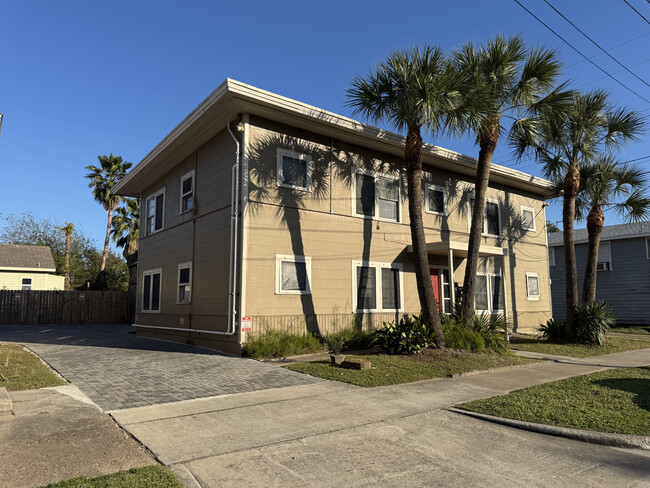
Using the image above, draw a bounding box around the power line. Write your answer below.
[576,56,650,89]
[623,0,650,24]
[513,0,650,104]
[543,0,650,89]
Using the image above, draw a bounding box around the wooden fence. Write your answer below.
[0,290,132,325]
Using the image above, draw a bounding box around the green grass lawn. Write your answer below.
[610,326,650,336]
[457,367,650,436]
[0,343,67,391]
[283,350,536,387]
[42,465,182,488]
[509,336,650,358]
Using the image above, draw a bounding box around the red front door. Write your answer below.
[430,269,441,312]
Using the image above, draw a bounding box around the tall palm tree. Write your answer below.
[346,46,471,348]
[60,222,74,290]
[85,154,132,271]
[452,35,566,325]
[575,157,649,303]
[511,91,644,339]
[111,198,140,259]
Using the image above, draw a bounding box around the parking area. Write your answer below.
[0,324,321,411]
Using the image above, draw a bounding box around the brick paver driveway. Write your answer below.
[0,325,320,411]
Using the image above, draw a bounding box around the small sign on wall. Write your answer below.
[180,315,185,326]
[79,293,86,301]
[241,316,252,332]
[14,293,21,300]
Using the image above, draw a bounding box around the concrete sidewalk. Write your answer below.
[111,348,650,487]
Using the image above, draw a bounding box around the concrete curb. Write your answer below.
[447,407,650,450]
[0,387,12,417]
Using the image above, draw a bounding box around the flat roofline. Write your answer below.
[0,267,57,273]
[114,78,553,196]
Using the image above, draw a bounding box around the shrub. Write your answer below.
[471,313,508,353]
[443,322,485,352]
[372,314,435,354]
[242,329,323,359]
[443,308,508,353]
[538,318,566,342]
[574,301,615,346]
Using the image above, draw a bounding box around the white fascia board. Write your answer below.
[0,266,57,273]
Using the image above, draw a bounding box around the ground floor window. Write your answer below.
[142,269,162,312]
[526,272,540,300]
[21,278,32,290]
[177,262,192,304]
[474,273,503,313]
[353,261,402,312]
[276,254,311,294]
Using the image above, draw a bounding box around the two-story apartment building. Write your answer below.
[114,79,553,354]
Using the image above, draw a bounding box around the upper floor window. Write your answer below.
[468,196,501,237]
[425,184,446,215]
[597,241,612,271]
[548,247,555,267]
[353,260,402,312]
[354,169,400,222]
[646,238,650,259]
[142,269,162,312]
[526,272,540,300]
[180,171,194,213]
[146,189,165,235]
[21,278,32,291]
[521,206,536,231]
[277,148,312,191]
[475,273,504,312]
[177,262,192,304]
[276,254,311,294]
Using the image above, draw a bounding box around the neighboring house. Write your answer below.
[0,244,64,291]
[548,221,650,325]
[114,79,553,354]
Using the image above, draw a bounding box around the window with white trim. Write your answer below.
[646,238,650,259]
[474,273,504,312]
[521,206,536,231]
[277,148,312,191]
[426,184,446,215]
[353,169,400,221]
[142,269,162,312]
[597,241,612,271]
[180,171,194,213]
[276,255,311,294]
[146,189,165,235]
[177,263,192,303]
[468,196,501,237]
[352,261,403,312]
[548,247,555,267]
[21,278,32,291]
[526,273,540,300]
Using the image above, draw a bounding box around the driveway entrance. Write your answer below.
[0,324,320,411]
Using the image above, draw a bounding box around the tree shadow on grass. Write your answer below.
[593,368,650,412]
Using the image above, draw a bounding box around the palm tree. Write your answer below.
[111,198,140,259]
[575,157,649,303]
[60,222,74,290]
[346,46,471,348]
[452,35,566,325]
[511,91,644,339]
[85,154,132,272]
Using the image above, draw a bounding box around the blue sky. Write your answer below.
[1,0,649,248]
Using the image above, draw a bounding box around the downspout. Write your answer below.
[224,121,241,336]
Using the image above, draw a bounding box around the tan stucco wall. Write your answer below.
[0,271,64,290]
[243,116,551,334]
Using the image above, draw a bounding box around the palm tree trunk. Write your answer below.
[405,125,445,348]
[64,233,71,290]
[462,123,498,327]
[563,160,580,340]
[101,208,113,272]
[582,206,604,304]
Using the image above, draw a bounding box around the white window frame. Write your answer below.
[425,184,447,216]
[177,262,192,304]
[521,205,536,232]
[275,254,312,295]
[646,238,650,259]
[179,170,195,214]
[21,278,32,291]
[142,268,162,313]
[526,272,540,301]
[474,273,504,313]
[548,247,555,267]
[351,260,404,313]
[276,148,313,192]
[352,167,401,223]
[596,241,613,272]
[145,188,165,235]
[468,196,502,237]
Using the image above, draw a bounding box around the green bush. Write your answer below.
[443,322,485,352]
[372,314,435,355]
[442,307,508,353]
[242,329,323,359]
[538,318,566,342]
[574,301,615,346]
[322,327,373,354]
